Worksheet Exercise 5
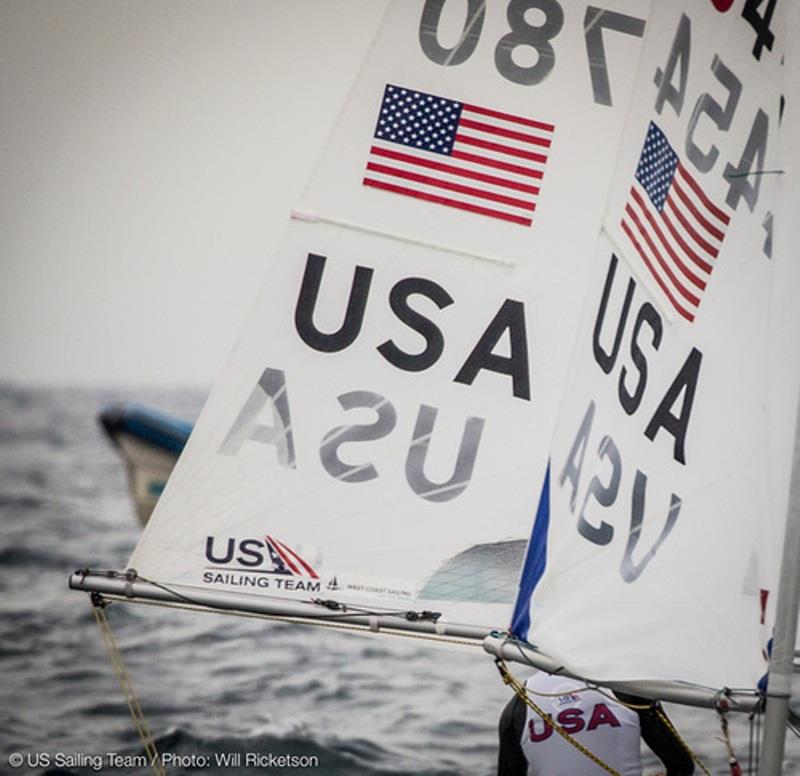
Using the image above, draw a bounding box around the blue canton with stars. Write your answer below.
[635,122,679,211]
[373,85,463,156]
[265,542,291,575]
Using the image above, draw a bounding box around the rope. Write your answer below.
[652,705,712,776]
[496,657,714,776]
[717,709,743,776]
[591,681,712,775]
[87,586,720,776]
[495,658,621,776]
[96,593,484,648]
[749,703,762,773]
[91,597,165,776]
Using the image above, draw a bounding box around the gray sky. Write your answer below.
[1,1,387,387]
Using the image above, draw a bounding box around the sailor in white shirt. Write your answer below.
[498,672,694,775]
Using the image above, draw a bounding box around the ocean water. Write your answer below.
[1,384,798,776]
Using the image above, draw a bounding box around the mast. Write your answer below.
[759,392,800,773]
[759,7,800,764]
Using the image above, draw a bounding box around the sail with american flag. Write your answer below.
[620,121,731,322]
[73,0,646,643]
[70,0,800,769]
[508,0,799,710]
[363,84,553,227]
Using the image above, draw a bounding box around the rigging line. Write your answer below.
[501,636,680,712]
[787,712,800,739]
[755,704,761,767]
[717,705,743,776]
[307,597,442,623]
[495,657,621,776]
[514,679,648,706]
[505,634,565,674]
[582,684,653,712]
[653,706,712,776]
[126,573,226,609]
[499,633,563,673]
[90,597,165,776]
[723,170,785,179]
[749,705,761,774]
[93,594,484,648]
[496,645,714,775]
[113,570,330,612]
[129,570,441,624]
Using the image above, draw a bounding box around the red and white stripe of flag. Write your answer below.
[266,535,318,579]
[621,163,730,322]
[364,103,553,227]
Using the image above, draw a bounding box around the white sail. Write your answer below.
[72,0,800,716]
[121,0,654,635]
[511,0,798,689]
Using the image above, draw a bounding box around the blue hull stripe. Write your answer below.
[102,403,193,455]
[510,462,551,641]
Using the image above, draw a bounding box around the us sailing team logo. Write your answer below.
[203,535,320,591]
[263,535,318,578]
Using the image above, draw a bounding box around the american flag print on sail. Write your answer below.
[362,84,554,227]
[620,121,731,323]
[265,535,318,578]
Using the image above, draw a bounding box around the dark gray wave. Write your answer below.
[0,385,793,776]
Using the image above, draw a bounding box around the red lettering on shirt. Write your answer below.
[556,707,586,735]
[587,703,621,731]
[528,715,553,742]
